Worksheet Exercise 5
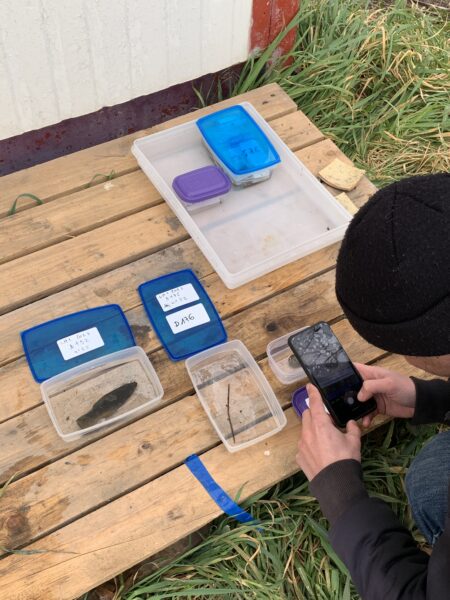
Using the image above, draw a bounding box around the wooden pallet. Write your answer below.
[0,83,431,600]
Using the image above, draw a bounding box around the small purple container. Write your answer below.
[172,166,231,205]
[292,386,310,417]
[292,386,330,417]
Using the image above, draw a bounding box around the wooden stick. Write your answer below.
[226,383,236,443]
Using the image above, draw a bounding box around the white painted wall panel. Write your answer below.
[0,0,253,139]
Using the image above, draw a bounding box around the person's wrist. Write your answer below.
[309,459,368,526]
[405,376,418,408]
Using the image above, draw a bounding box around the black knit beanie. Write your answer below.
[336,173,450,356]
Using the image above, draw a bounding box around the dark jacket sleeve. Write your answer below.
[310,459,450,600]
[411,378,450,425]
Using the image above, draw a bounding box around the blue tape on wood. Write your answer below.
[185,454,258,526]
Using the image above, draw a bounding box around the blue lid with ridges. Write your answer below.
[196,105,280,175]
[138,269,227,361]
[21,304,136,383]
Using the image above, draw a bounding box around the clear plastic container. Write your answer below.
[267,327,307,385]
[132,101,352,289]
[40,347,164,442]
[196,105,280,186]
[203,140,274,187]
[172,165,231,213]
[185,340,286,452]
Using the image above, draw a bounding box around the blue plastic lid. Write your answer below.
[196,105,280,175]
[21,305,136,383]
[138,269,227,361]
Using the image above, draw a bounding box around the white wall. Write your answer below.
[0,0,253,139]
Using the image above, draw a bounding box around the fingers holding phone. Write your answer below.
[297,383,362,481]
[288,322,377,428]
[354,363,417,426]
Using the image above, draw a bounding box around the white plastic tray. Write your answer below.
[132,102,352,289]
[185,340,286,452]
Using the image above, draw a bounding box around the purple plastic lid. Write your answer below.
[292,386,309,417]
[172,166,231,204]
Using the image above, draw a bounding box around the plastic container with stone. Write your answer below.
[267,327,307,385]
[172,165,231,213]
[40,347,163,442]
[21,305,163,442]
[185,339,286,452]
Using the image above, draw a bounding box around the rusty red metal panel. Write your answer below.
[269,0,300,59]
[250,0,272,52]
[251,0,300,58]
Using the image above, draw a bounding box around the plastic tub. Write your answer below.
[40,347,164,442]
[196,105,280,186]
[185,340,286,452]
[267,327,307,385]
[132,101,353,289]
[292,385,329,417]
[292,386,309,417]
[172,165,231,213]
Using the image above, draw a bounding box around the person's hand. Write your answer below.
[296,384,361,481]
[355,363,417,427]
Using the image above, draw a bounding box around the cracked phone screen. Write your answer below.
[290,322,362,406]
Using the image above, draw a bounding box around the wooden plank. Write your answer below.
[0,319,380,554]
[0,171,159,265]
[0,241,338,425]
[0,239,209,372]
[271,109,324,151]
[0,84,296,217]
[296,139,377,208]
[0,132,373,371]
[0,268,342,481]
[0,110,323,266]
[0,204,188,316]
[0,354,432,600]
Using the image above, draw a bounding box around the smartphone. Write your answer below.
[288,322,376,427]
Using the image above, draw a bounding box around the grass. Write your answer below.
[234,0,449,186]
[98,421,438,600]
[85,1,449,598]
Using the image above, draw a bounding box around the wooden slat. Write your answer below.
[0,133,375,372]
[270,109,324,151]
[0,354,432,600]
[0,204,189,316]
[0,268,341,481]
[0,239,209,372]
[0,319,381,554]
[0,84,296,217]
[0,171,159,265]
[296,138,377,208]
[0,110,324,266]
[0,239,338,425]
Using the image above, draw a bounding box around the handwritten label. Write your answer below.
[156,284,199,312]
[57,327,104,361]
[166,304,210,334]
